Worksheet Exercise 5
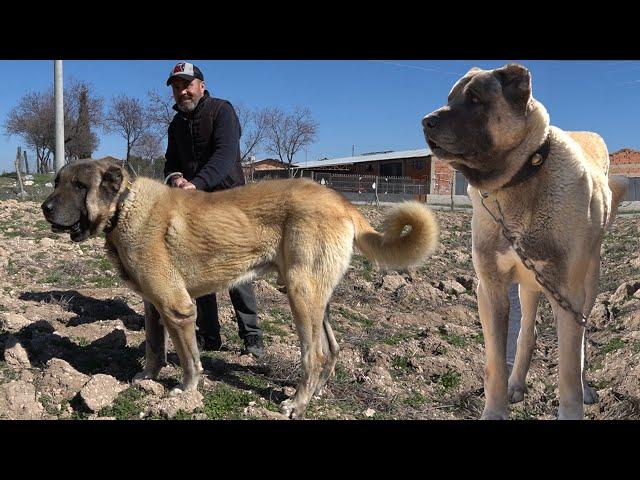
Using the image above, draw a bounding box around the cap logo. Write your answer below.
[171,62,194,76]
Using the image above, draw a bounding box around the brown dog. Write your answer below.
[41,158,439,418]
[423,63,628,419]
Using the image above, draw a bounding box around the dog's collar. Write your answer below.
[104,185,131,234]
[501,133,552,190]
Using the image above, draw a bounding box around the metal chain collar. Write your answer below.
[478,191,587,328]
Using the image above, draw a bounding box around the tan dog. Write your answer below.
[41,159,439,418]
[423,63,628,419]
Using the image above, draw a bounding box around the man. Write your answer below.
[162,61,264,357]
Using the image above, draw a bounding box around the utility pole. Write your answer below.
[54,60,65,173]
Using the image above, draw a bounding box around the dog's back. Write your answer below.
[567,131,628,226]
[567,131,609,175]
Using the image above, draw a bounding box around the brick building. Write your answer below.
[610,149,640,176]
[243,158,289,180]
[300,149,441,192]
[609,148,640,200]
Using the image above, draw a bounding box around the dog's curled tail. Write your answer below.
[606,175,629,229]
[352,201,439,269]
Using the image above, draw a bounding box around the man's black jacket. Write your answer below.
[164,90,245,191]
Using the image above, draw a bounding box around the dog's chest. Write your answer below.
[494,248,547,291]
[104,239,144,294]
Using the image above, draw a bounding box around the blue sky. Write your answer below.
[1,60,639,173]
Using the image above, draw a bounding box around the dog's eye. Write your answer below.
[469,93,480,104]
[73,181,87,191]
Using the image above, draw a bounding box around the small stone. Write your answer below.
[284,386,296,397]
[0,381,45,419]
[364,408,376,418]
[380,274,407,291]
[610,281,640,306]
[150,390,204,418]
[136,379,165,396]
[80,374,127,412]
[0,312,31,331]
[3,335,31,368]
[438,280,467,295]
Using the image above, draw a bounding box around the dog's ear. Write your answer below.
[495,63,531,112]
[100,165,124,197]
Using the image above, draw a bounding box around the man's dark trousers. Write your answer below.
[196,282,261,343]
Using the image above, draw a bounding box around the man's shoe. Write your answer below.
[242,335,264,358]
[197,334,222,352]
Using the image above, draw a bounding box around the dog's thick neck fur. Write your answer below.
[102,171,139,238]
[469,98,551,194]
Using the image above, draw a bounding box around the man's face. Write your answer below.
[171,78,205,112]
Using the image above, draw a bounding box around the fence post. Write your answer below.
[374,176,380,208]
[15,147,26,198]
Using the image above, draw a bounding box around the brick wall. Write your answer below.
[610,149,640,177]
[431,156,455,194]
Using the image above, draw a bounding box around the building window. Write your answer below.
[414,160,425,170]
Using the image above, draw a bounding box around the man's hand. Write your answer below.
[172,176,197,190]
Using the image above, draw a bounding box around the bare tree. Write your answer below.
[104,95,150,174]
[264,106,318,176]
[147,89,175,140]
[4,90,55,173]
[3,79,104,172]
[235,103,270,163]
[132,132,164,178]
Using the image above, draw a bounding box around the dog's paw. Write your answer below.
[480,410,508,420]
[507,383,526,404]
[583,384,598,405]
[169,387,184,397]
[132,370,157,384]
[280,398,302,419]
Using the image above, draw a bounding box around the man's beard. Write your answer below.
[176,98,197,113]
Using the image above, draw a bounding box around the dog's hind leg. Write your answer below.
[314,305,340,398]
[280,277,328,419]
[133,300,167,383]
[507,286,540,403]
[581,253,601,405]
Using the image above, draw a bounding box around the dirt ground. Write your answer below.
[0,189,639,420]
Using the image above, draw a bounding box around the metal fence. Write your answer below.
[626,177,640,201]
[249,171,430,203]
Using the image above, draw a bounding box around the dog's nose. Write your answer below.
[41,200,54,215]
[422,114,439,129]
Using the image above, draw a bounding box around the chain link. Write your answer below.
[479,191,587,328]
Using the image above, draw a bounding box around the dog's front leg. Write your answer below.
[133,300,167,383]
[477,279,511,420]
[159,297,203,396]
[552,289,587,420]
[507,285,540,403]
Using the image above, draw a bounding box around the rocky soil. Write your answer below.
[1,194,639,420]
